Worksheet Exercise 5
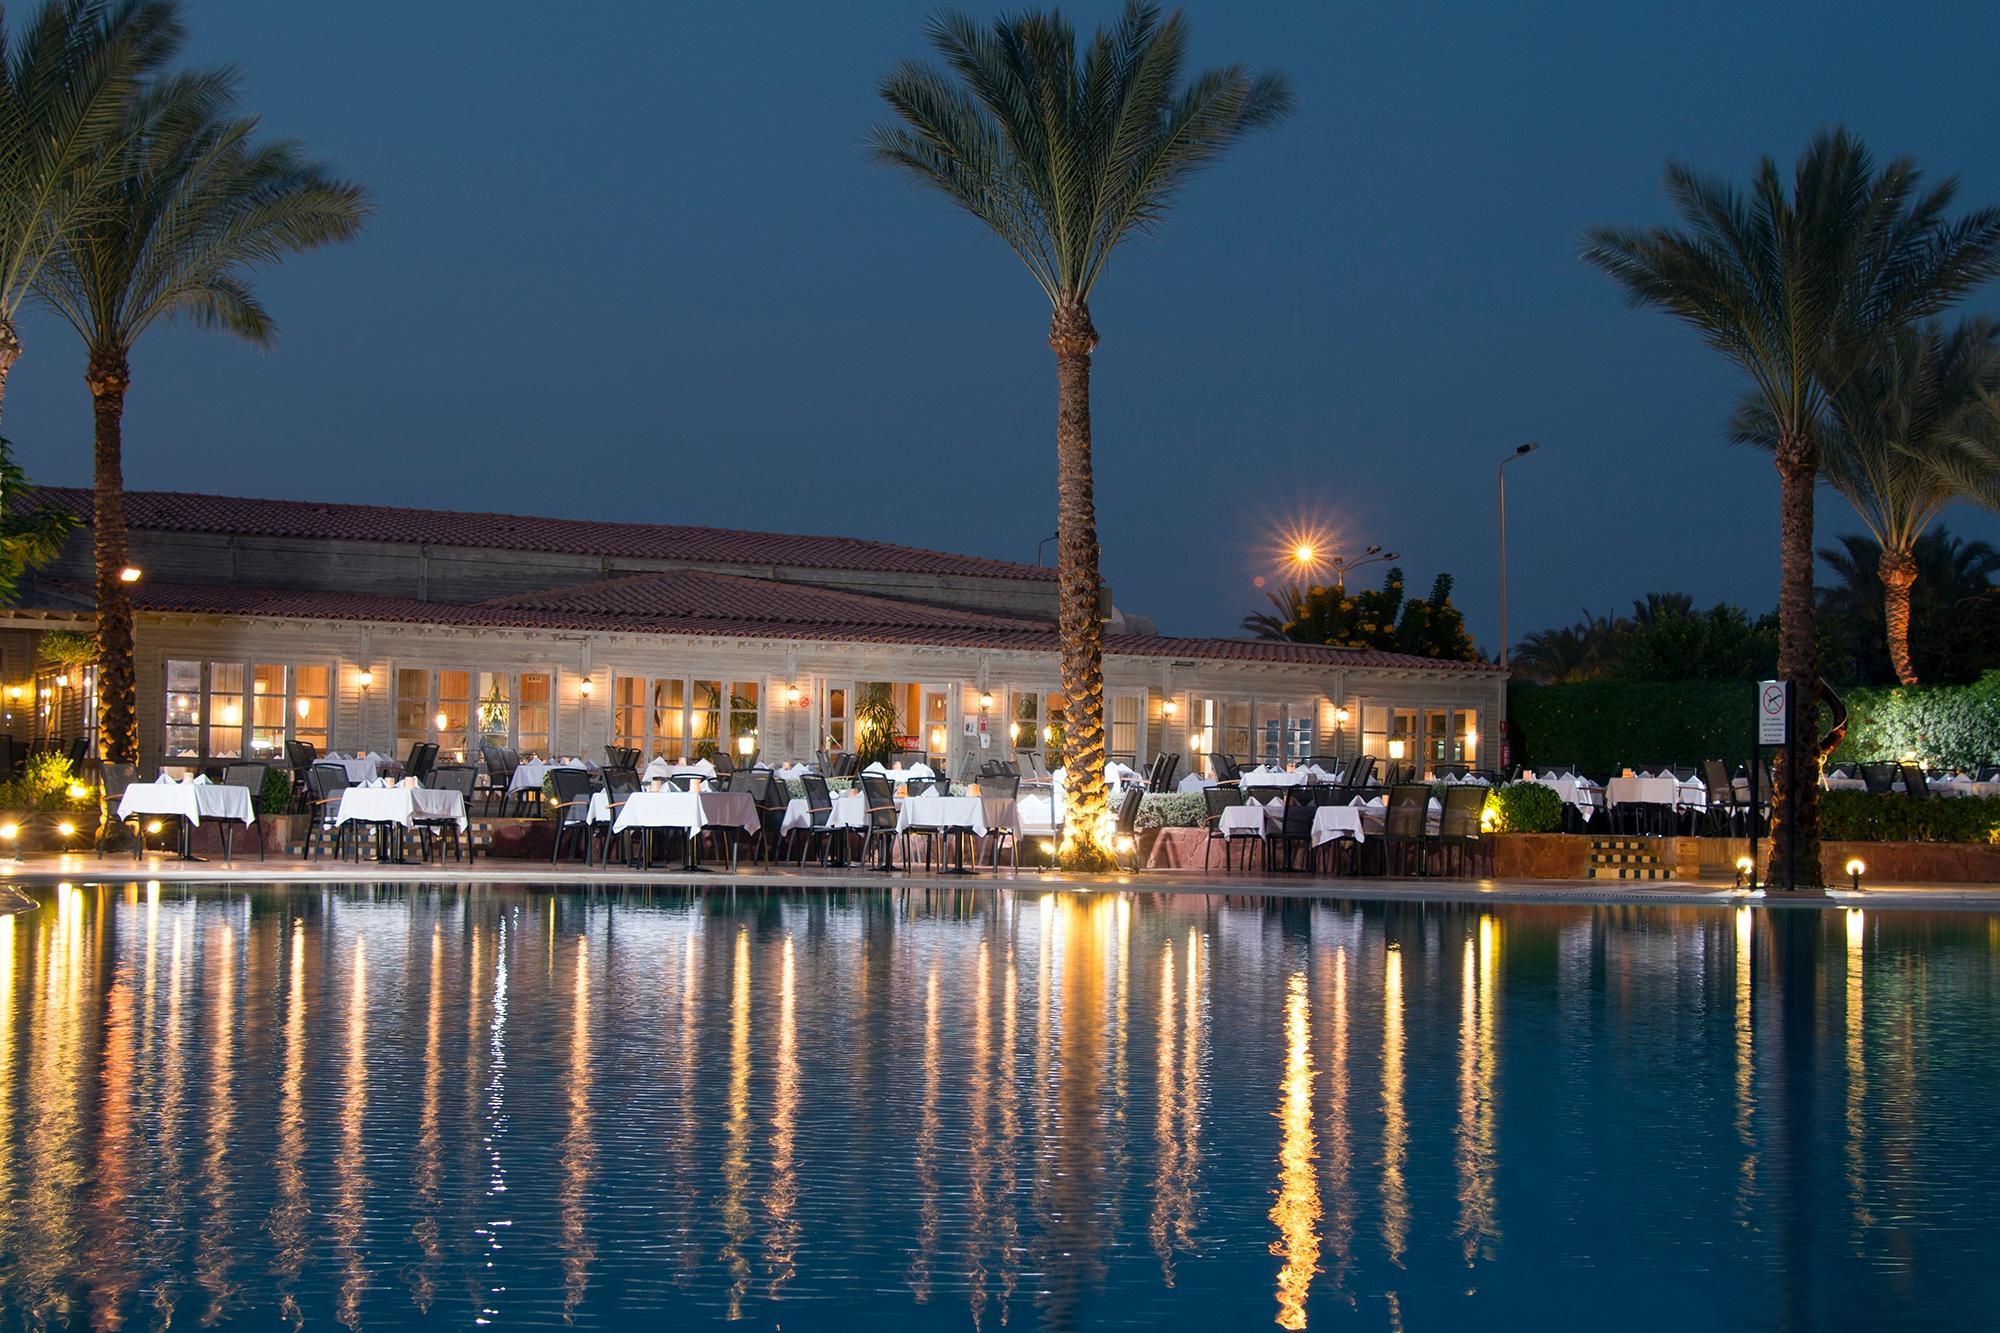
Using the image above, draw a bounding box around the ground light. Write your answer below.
[1847,857,1866,892]
[1734,855,1755,890]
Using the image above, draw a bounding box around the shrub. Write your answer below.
[0,752,89,813]
[1137,791,1205,830]
[1819,791,2000,843]
[258,765,294,814]
[36,629,96,668]
[1483,781,1563,833]
[1832,672,2000,773]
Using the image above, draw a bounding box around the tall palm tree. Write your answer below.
[1582,128,2000,887]
[1817,528,2000,684]
[1736,319,2000,684]
[1511,611,1619,684]
[871,2,1290,867]
[35,69,368,762]
[0,0,179,418]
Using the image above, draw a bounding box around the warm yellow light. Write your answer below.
[1161,699,1177,717]
[738,734,755,757]
[357,669,374,688]
[1115,835,1135,853]
[929,725,947,752]
[3,687,17,701]
[434,710,449,732]
[146,820,163,834]
[220,703,240,726]
[54,673,68,688]
[1464,726,1478,748]
[578,677,593,697]
[978,691,994,711]
[296,698,311,720]
[1735,855,1754,874]
[253,678,267,694]
[785,685,802,706]
[1845,858,1866,877]
[55,821,75,838]
[1038,839,1056,855]
[118,565,141,583]
[1388,739,1406,760]
[1008,721,1020,742]
[1292,543,1316,566]
[65,783,87,800]
[1042,725,1054,743]
[0,823,17,841]
[1334,706,1350,726]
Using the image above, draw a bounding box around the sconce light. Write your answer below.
[579,677,593,697]
[1735,855,1755,890]
[434,710,449,732]
[979,691,994,712]
[737,732,756,757]
[1388,738,1406,761]
[1161,699,1177,718]
[357,669,374,689]
[4,686,19,701]
[785,684,802,706]
[1333,706,1350,727]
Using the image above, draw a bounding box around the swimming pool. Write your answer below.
[0,883,1992,1328]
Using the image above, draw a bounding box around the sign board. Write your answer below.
[1757,680,1789,745]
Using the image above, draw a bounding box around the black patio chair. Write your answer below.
[1112,787,1144,872]
[1201,785,1252,871]
[858,774,899,870]
[795,773,838,867]
[1437,783,1489,877]
[1381,783,1432,877]
[547,767,597,864]
[304,763,353,860]
[417,764,477,862]
[1899,763,1932,798]
[221,762,270,860]
[1271,785,1320,872]
[285,739,318,811]
[1860,762,1900,795]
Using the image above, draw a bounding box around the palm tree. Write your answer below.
[1512,611,1619,684]
[1737,319,2000,684]
[1817,528,2000,684]
[0,0,179,419]
[1242,584,1305,640]
[34,69,368,762]
[871,2,1290,867]
[1582,128,2000,888]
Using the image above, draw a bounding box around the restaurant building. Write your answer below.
[0,488,1505,777]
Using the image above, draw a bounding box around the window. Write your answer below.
[729,681,761,759]
[1286,714,1313,764]
[1222,700,1251,761]
[475,671,511,754]
[653,678,685,758]
[251,664,288,758]
[395,668,432,757]
[1011,692,1038,752]
[517,673,550,756]
[690,680,722,760]
[613,675,646,751]
[1425,708,1452,772]
[1390,708,1418,769]
[165,660,202,757]
[207,663,245,758]
[825,685,848,752]
[1110,694,1139,763]
[293,665,330,752]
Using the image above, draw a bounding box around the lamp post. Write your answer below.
[1497,442,1539,670]
[1310,545,1400,594]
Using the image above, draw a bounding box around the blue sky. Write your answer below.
[4,0,1997,649]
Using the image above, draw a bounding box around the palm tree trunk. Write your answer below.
[1768,433,1822,888]
[1878,545,1919,686]
[0,317,18,425]
[1049,300,1112,871]
[88,350,137,765]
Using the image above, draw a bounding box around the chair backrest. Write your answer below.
[802,773,833,815]
[1979,764,1999,782]
[1114,786,1143,836]
[100,761,139,799]
[1282,784,1318,835]
[65,736,86,766]
[403,742,427,778]
[1434,763,1470,780]
[482,745,513,782]
[549,767,595,825]
[1346,755,1377,792]
[605,769,639,806]
[756,768,786,811]
[1440,783,1485,839]
[726,770,758,794]
[984,772,1020,800]
[711,749,735,776]
[1385,783,1429,839]
[285,739,318,772]
[1702,758,1734,802]
[306,763,351,806]
[1208,753,1241,782]
[860,773,897,824]
[1157,753,1180,790]
[428,764,477,800]
[1202,786,1244,827]
[1860,762,1899,795]
[223,762,267,792]
[1899,763,1930,797]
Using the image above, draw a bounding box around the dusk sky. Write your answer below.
[4,0,1997,650]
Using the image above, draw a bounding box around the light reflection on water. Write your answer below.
[0,884,1992,1328]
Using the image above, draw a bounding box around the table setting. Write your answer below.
[117,773,258,860]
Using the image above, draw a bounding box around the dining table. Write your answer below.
[590,788,759,869]
[117,779,258,860]
[332,784,468,863]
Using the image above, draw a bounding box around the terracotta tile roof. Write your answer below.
[21,486,1055,582]
[31,577,1498,674]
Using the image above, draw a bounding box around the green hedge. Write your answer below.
[1138,791,1206,829]
[1820,791,2000,843]
[1832,671,2000,773]
[1508,681,1746,774]
[1485,781,1563,833]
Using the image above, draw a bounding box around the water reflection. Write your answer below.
[0,886,1991,1327]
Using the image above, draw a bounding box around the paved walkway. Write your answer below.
[0,850,1993,911]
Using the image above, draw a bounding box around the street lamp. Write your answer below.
[1498,442,1540,670]
[1314,545,1399,593]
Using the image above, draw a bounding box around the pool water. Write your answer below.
[0,883,1993,1329]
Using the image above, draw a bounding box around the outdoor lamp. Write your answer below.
[54,674,67,689]
[296,698,311,720]
[0,823,15,841]
[118,565,141,583]
[579,677,593,697]
[357,669,374,689]
[56,821,74,839]
[1846,857,1866,892]
[435,710,448,732]
[1009,720,1020,742]
[65,783,86,800]
[1388,739,1406,761]
[979,691,994,711]
[1161,699,1177,717]
[1734,855,1755,890]
[738,733,755,757]
[1333,706,1349,726]
[785,685,802,706]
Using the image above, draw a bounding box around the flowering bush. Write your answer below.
[1482,781,1563,833]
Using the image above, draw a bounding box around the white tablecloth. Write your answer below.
[1017,793,1059,834]
[508,760,582,794]
[119,782,256,827]
[1605,776,1705,810]
[1936,779,2000,798]
[1217,805,1274,837]
[863,763,934,781]
[1312,805,1368,845]
[1239,766,1306,789]
[897,796,1017,839]
[326,754,381,784]
[780,792,867,833]
[335,787,468,831]
[592,789,759,836]
[1178,773,1217,794]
